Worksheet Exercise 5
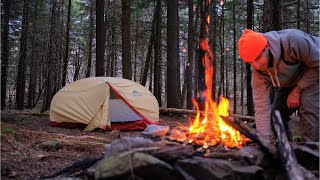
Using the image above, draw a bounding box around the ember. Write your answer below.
[187,0,249,148]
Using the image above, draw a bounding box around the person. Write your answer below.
[237,29,319,143]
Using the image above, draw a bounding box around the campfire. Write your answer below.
[187,26,249,148]
[188,97,250,148]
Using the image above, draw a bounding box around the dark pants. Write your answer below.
[271,83,319,142]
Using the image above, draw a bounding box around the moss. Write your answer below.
[1,127,18,140]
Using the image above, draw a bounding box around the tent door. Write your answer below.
[109,91,142,123]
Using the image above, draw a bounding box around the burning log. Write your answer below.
[272,110,317,180]
[220,115,277,156]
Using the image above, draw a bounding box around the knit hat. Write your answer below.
[238,29,267,62]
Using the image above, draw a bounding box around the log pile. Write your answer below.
[42,111,319,180]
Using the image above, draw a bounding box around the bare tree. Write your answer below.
[154,0,162,105]
[211,0,217,102]
[15,0,29,110]
[42,0,61,112]
[262,0,282,32]
[141,8,156,86]
[96,0,105,76]
[121,0,132,79]
[27,0,40,109]
[62,0,72,86]
[86,0,94,78]
[232,0,237,113]
[246,0,254,116]
[296,0,301,29]
[1,0,10,110]
[186,0,195,109]
[167,0,179,108]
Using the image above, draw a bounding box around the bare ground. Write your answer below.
[1,111,191,180]
[1,110,301,180]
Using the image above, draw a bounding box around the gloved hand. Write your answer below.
[287,86,302,109]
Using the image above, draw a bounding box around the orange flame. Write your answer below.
[188,37,249,148]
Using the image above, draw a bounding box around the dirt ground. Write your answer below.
[1,111,191,180]
[1,110,301,180]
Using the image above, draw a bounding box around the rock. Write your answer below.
[104,137,156,158]
[95,152,180,180]
[238,146,265,165]
[38,140,62,151]
[176,156,263,180]
[151,144,194,163]
[141,124,170,137]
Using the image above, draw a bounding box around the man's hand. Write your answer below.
[287,86,302,109]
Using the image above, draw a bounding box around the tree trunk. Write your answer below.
[110,25,116,77]
[197,0,206,110]
[15,0,29,110]
[240,61,244,114]
[153,0,162,104]
[42,0,57,112]
[176,6,181,109]
[211,0,217,102]
[73,48,80,81]
[193,2,200,102]
[246,0,254,116]
[149,57,153,92]
[86,0,94,78]
[121,0,132,79]
[166,0,179,108]
[62,0,71,86]
[96,0,105,76]
[296,0,300,29]
[186,0,194,110]
[27,0,39,109]
[305,0,309,33]
[262,0,282,106]
[133,14,138,82]
[217,2,225,98]
[141,6,156,86]
[262,0,282,32]
[232,0,237,113]
[1,0,10,110]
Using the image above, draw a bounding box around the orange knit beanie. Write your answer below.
[238,29,267,63]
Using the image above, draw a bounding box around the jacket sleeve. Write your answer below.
[251,68,273,138]
[287,33,319,89]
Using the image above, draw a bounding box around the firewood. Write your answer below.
[220,115,277,156]
[40,157,103,179]
[272,110,317,180]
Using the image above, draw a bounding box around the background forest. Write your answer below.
[1,0,319,115]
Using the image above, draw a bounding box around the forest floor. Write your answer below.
[1,110,300,180]
[0,110,191,180]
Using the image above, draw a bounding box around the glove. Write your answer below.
[287,86,302,109]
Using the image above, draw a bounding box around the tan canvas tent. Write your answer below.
[50,77,159,131]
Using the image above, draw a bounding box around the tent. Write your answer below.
[50,77,159,131]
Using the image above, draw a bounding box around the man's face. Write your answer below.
[250,47,270,70]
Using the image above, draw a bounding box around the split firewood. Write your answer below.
[272,110,317,180]
[160,107,255,121]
